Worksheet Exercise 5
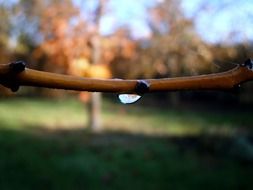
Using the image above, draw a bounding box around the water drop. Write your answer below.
[118,94,142,104]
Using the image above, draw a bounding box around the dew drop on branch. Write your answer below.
[118,94,142,104]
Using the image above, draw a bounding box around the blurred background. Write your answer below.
[1,0,253,189]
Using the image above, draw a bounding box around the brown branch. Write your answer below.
[0,60,253,94]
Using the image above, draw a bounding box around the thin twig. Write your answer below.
[0,59,253,94]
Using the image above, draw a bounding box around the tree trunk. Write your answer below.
[88,0,105,131]
[88,34,102,131]
[88,92,102,131]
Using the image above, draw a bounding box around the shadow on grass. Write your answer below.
[0,127,253,190]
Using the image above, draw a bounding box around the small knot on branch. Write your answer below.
[135,80,150,95]
[1,61,27,92]
[241,59,253,70]
[9,61,26,72]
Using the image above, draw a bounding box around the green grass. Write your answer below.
[0,98,87,129]
[1,97,252,135]
[0,97,253,190]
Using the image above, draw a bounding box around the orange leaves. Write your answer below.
[30,1,138,80]
[87,64,112,79]
[68,58,90,77]
[69,58,111,79]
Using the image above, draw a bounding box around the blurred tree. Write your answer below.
[0,3,13,95]
[111,0,214,79]
[110,0,214,105]
[188,0,253,104]
[87,0,107,131]
[146,0,214,77]
[1,0,253,105]
[14,0,112,130]
[0,4,12,63]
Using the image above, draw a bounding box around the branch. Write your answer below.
[0,59,253,94]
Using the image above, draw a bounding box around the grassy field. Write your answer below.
[1,96,252,135]
[0,97,253,189]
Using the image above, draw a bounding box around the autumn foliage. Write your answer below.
[0,0,252,97]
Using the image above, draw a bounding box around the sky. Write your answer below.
[75,0,157,39]
[99,0,155,39]
[75,0,253,44]
[181,0,253,44]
